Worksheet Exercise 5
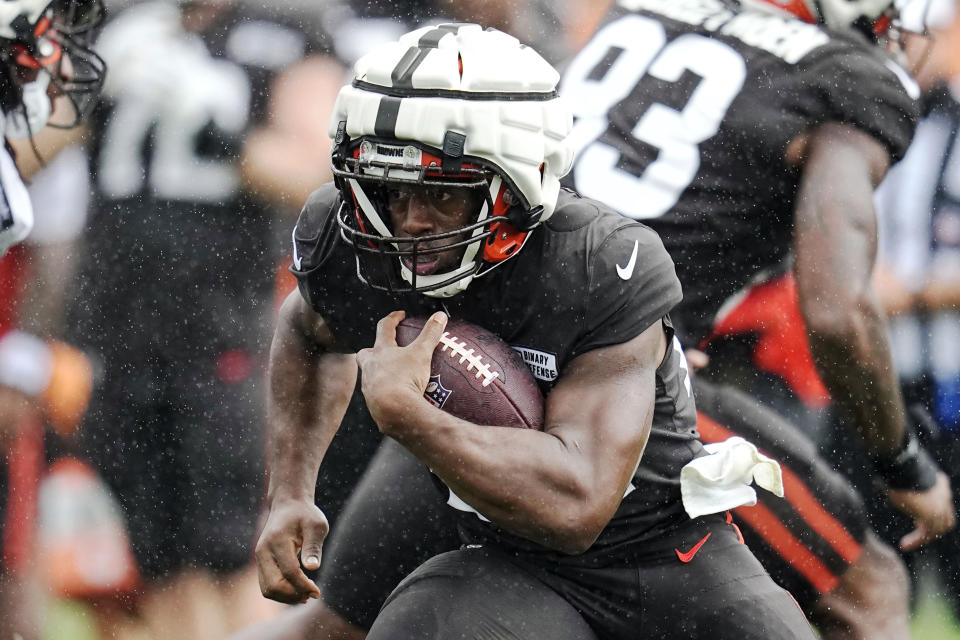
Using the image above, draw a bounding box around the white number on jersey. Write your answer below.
[97,28,251,202]
[561,14,746,219]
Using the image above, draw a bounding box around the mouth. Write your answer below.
[402,254,442,275]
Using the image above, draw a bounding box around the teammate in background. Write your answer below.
[845,0,960,620]
[560,0,953,637]
[67,1,341,638]
[0,1,105,639]
[255,23,815,640]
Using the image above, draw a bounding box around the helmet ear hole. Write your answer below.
[483,219,527,262]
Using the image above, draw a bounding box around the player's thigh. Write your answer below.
[643,524,816,640]
[319,439,460,630]
[80,370,184,578]
[368,548,598,640]
[694,378,869,609]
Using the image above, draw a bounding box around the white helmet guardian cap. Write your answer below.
[329,23,573,298]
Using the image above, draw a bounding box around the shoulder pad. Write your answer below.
[292,183,342,274]
[544,189,599,233]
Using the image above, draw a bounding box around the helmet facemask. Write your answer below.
[739,0,941,73]
[333,135,535,298]
[0,0,105,136]
[44,0,106,127]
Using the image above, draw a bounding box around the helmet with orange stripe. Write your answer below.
[739,0,943,39]
[328,23,573,298]
[0,0,105,138]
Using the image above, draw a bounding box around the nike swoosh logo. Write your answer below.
[675,532,711,563]
[291,226,302,270]
[616,240,639,280]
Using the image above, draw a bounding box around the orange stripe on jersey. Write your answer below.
[734,500,840,594]
[274,256,298,314]
[704,274,829,408]
[697,412,862,567]
[778,465,861,564]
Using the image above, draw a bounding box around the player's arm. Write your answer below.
[255,290,358,603]
[7,112,88,180]
[357,311,666,555]
[919,274,960,312]
[790,122,954,548]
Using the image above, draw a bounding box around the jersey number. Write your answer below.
[562,14,746,219]
[97,55,251,202]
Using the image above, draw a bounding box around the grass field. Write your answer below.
[42,592,960,639]
[911,582,960,640]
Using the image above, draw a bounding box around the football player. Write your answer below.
[852,0,960,618]
[559,0,954,637]
[0,1,104,638]
[65,1,340,638]
[0,0,103,255]
[253,23,815,640]
[232,3,955,640]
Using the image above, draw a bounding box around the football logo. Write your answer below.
[424,374,452,408]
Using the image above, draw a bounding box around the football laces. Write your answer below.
[438,333,500,387]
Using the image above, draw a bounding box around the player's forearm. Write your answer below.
[805,297,906,457]
[381,400,622,554]
[920,278,960,311]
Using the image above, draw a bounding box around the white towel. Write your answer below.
[680,436,785,519]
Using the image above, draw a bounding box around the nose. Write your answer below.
[396,193,435,236]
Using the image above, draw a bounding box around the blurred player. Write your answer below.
[0,1,105,638]
[849,0,960,619]
[67,1,341,638]
[560,0,953,637]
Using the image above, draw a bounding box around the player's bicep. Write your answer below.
[274,290,345,352]
[793,124,890,313]
[544,321,667,501]
[270,292,356,422]
[787,122,891,184]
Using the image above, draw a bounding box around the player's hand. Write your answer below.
[887,472,955,552]
[254,498,327,604]
[357,310,447,431]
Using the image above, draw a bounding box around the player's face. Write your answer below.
[386,184,482,276]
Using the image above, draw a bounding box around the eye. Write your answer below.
[386,186,412,203]
[427,187,454,204]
